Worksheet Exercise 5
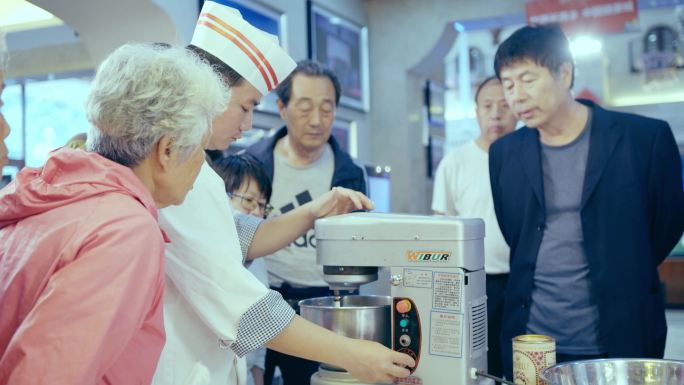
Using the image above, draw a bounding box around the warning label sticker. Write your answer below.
[429,311,463,358]
[403,269,433,289]
[432,271,463,312]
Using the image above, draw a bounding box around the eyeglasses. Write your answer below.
[228,192,274,217]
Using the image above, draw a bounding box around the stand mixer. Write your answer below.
[309,213,493,385]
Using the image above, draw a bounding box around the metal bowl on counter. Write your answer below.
[541,358,684,385]
[299,295,392,348]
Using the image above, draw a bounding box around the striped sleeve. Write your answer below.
[222,290,295,357]
[233,213,263,263]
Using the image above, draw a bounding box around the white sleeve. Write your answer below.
[159,162,294,355]
[432,155,452,214]
[432,153,461,215]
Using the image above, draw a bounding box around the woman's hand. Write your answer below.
[306,187,374,219]
[337,339,415,384]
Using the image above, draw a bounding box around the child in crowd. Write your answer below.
[211,152,274,385]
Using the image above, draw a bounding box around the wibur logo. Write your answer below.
[407,251,451,262]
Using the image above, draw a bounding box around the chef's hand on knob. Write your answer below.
[306,187,374,219]
[339,339,415,383]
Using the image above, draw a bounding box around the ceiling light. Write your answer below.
[0,0,63,33]
[570,36,603,57]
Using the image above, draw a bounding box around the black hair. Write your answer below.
[474,76,500,104]
[187,44,244,87]
[275,59,341,106]
[210,153,272,202]
[494,23,574,88]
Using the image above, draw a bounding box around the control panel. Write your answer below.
[392,297,421,373]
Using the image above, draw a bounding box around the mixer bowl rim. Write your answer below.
[540,358,684,383]
[298,294,393,310]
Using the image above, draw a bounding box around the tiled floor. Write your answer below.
[665,309,684,360]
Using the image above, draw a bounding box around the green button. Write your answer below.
[400,319,409,328]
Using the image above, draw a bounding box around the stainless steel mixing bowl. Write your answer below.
[541,358,684,385]
[299,295,392,348]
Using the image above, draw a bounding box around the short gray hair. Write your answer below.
[86,43,229,166]
[276,60,341,106]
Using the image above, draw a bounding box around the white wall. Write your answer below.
[30,0,179,64]
[7,26,91,77]
[365,0,525,214]
[6,0,186,77]
[613,102,684,146]
[152,0,199,45]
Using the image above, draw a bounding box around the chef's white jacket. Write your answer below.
[152,161,295,385]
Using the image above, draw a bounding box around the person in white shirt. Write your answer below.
[151,3,414,385]
[211,153,274,385]
[431,76,517,377]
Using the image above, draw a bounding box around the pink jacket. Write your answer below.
[0,148,166,385]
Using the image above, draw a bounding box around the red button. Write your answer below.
[396,299,412,314]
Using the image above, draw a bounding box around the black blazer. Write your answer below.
[489,100,684,378]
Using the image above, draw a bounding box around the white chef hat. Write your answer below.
[191,1,295,96]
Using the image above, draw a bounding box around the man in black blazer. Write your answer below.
[489,23,684,379]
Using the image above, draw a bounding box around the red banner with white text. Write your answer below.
[526,0,639,35]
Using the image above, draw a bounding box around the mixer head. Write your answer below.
[322,266,379,291]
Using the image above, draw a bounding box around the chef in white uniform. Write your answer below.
[151,3,415,385]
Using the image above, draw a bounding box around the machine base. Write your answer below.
[310,367,377,385]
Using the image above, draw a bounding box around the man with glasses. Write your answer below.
[247,60,366,385]
[229,192,273,218]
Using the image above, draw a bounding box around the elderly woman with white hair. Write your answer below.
[0,43,229,385]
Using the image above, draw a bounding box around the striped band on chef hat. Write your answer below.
[191,1,296,96]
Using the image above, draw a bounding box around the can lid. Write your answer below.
[513,334,555,343]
